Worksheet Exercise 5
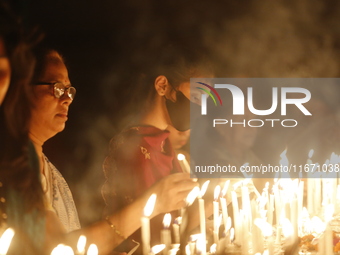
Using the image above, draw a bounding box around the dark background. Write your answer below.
[10,0,340,225]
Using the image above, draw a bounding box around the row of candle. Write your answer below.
[1,150,340,254]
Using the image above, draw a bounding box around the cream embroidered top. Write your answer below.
[40,155,81,232]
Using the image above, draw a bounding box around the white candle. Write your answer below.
[307,150,314,214]
[198,180,210,255]
[161,213,172,255]
[220,180,229,234]
[213,186,221,244]
[231,191,240,245]
[141,194,157,255]
[177,154,190,174]
[172,220,180,244]
[290,198,298,240]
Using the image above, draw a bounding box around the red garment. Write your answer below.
[103,126,182,214]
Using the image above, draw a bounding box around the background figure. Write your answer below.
[102,44,213,253]
[0,1,46,254]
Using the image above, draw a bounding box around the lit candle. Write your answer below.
[86,244,98,255]
[172,217,181,244]
[324,204,334,255]
[268,194,274,226]
[151,244,165,255]
[231,191,240,245]
[0,228,14,255]
[177,154,190,174]
[220,180,230,233]
[253,218,265,254]
[141,194,157,255]
[198,180,210,255]
[77,235,86,255]
[213,186,221,244]
[161,213,171,255]
[307,150,314,215]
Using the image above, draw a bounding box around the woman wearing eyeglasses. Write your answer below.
[28,48,197,254]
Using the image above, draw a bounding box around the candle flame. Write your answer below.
[265,182,269,190]
[311,216,326,233]
[210,243,217,254]
[186,186,200,206]
[221,180,230,197]
[77,235,86,253]
[214,185,221,201]
[151,244,165,254]
[230,228,235,242]
[324,204,334,223]
[177,153,185,161]
[254,218,272,237]
[144,194,157,217]
[87,244,98,255]
[169,247,180,255]
[196,235,205,253]
[51,244,74,255]
[163,213,171,228]
[0,228,14,254]
[281,218,293,238]
[185,244,191,255]
[200,180,210,198]
[174,216,182,225]
[308,149,314,159]
[301,207,309,219]
[189,233,202,242]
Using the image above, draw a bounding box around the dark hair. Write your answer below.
[0,1,45,253]
[31,48,65,83]
[115,43,214,131]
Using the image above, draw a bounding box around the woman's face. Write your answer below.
[30,54,72,142]
[0,37,11,105]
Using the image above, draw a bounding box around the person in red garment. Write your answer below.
[102,45,213,253]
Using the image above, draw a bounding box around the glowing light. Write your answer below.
[177,153,185,161]
[221,180,230,197]
[308,149,314,159]
[144,194,157,217]
[281,218,293,238]
[87,244,98,255]
[77,235,86,254]
[214,186,221,201]
[199,180,210,198]
[163,213,171,229]
[151,244,165,254]
[0,228,15,255]
[254,218,273,237]
[210,244,217,254]
[186,186,200,206]
[51,244,74,255]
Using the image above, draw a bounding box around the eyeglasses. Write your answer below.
[33,82,76,100]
